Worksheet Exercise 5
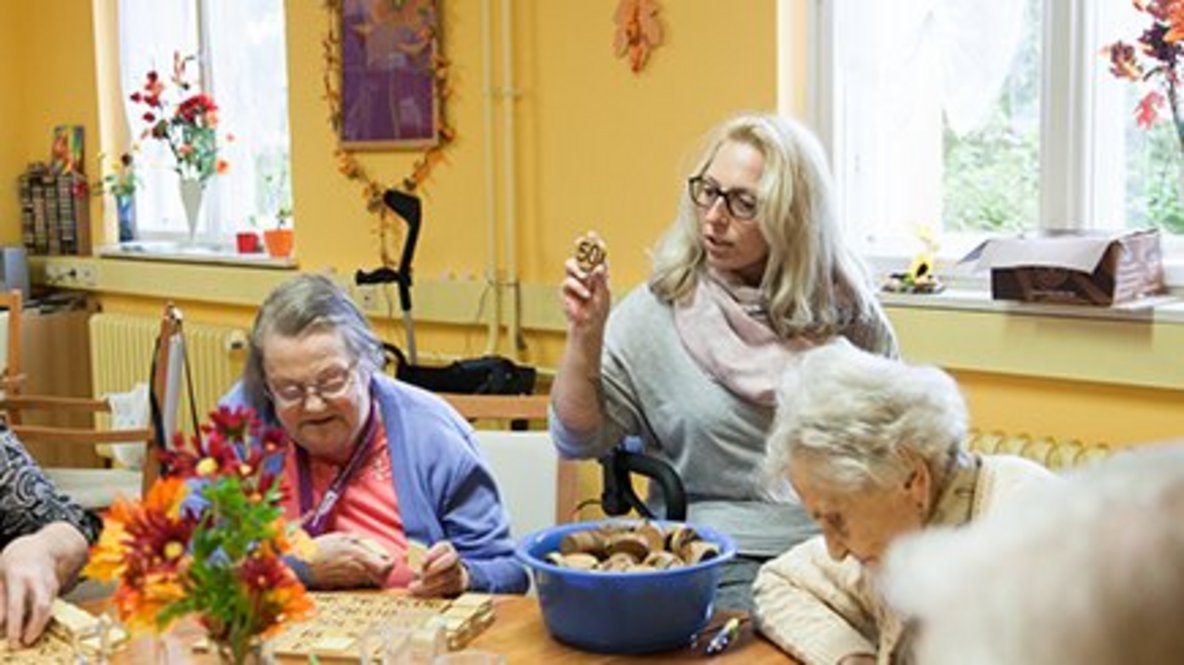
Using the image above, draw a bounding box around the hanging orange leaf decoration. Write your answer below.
[614,0,662,73]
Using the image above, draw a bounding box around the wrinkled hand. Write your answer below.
[560,254,611,339]
[408,541,469,598]
[307,533,393,590]
[0,533,62,647]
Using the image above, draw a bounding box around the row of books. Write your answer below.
[17,163,92,256]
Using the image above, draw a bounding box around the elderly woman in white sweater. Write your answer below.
[752,340,1055,665]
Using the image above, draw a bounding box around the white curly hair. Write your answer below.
[764,339,968,492]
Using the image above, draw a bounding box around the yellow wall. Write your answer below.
[287,0,779,286]
[4,1,102,246]
[283,0,776,350]
[4,1,1182,453]
[954,371,1182,447]
[0,7,20,234]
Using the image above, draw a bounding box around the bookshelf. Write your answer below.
[17,163,92,256]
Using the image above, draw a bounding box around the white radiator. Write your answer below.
[90,313,247,435]
[966,429,1114,470]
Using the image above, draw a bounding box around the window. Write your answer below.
[116,0,290,246]
[801,0,1183,279]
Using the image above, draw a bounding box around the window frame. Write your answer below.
[95,0,291,255]
[791,0,1184,288]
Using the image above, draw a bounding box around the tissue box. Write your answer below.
[961,229,1165,305]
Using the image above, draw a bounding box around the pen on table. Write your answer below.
[705,617,741,655]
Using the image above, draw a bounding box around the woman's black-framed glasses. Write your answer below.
[687,176,760,220]
[267,362,359,408]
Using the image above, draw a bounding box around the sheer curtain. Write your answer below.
[118,0,197,239]
[833,0,1026,245]
[117,0,289,243]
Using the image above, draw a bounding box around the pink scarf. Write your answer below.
[673,270,813,406]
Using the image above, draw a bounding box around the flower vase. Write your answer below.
[179,178,206,245]
[214,636,272,665]
[115,194,137,243]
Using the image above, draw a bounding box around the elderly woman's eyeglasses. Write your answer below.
[687,176,760,220]
[267,364,357,408]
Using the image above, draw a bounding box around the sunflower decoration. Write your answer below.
[882,225,945,294]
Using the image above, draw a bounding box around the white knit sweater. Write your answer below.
[753,454,1054,664]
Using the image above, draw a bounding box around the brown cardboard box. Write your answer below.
[960,229,1165,305]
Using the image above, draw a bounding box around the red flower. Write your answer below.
[128,52,229,181]
[1137,90,1166,128]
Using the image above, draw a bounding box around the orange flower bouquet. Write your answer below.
[84,406,314,665]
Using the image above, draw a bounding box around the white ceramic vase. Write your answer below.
[179,178,206,244]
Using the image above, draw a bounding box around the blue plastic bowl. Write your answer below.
[516,519,736,654]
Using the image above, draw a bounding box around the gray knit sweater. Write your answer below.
[550,285,897,556]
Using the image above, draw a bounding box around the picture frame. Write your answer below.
[339,0,441,151]
[51,125,85,174]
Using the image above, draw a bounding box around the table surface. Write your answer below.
[80,593,793,663]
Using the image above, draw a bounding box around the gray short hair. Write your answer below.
[243,274,385,412]
[765,339,967,491]
[883,444,1184,665]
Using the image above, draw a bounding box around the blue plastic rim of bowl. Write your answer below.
[516,519,737,654]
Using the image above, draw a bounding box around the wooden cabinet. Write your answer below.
[16,304,103,468]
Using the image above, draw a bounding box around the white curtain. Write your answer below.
[118,0,198,239]
[840,0,1026,136]
[834,0,1027,243]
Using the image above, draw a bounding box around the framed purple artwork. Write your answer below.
[340,0,440,150]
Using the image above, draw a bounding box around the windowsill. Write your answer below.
[97,242,297,269]
[865,247,1184,325]
[879,288,1184,325]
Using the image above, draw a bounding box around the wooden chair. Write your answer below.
[0,303,185,507]
[438,393,580,538]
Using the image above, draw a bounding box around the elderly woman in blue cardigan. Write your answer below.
[222,274,527,596]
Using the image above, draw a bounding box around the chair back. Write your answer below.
[438,393,579,536]
[0,302,186,504]
[142,304,187,492]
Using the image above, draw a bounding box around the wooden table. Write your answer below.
[82,594,792,663]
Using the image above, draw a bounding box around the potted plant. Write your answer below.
[263,206,294,258]
[96,152,139,243]
[236,215,262,254]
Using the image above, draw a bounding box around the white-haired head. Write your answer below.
[883,444,1184,665]
[765,338,968,493]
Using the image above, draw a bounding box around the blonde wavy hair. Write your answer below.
[649,113,878,341]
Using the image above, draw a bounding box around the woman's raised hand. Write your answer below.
[560,233,611,340]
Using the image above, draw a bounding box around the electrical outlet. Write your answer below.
[76,264,97,287]
[358,285,379,312]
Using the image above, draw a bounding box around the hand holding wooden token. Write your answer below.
[405,539,430,575]
[574,232,607,272]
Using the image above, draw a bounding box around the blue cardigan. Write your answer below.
[222,374,528,594]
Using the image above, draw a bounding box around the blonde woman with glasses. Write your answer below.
[550,113,897,611]
[223,274,527,596]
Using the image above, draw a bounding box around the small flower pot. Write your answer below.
[263,228,294,258]
[235,231,261,254]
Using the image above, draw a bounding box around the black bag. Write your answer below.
[384,343,536,395]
